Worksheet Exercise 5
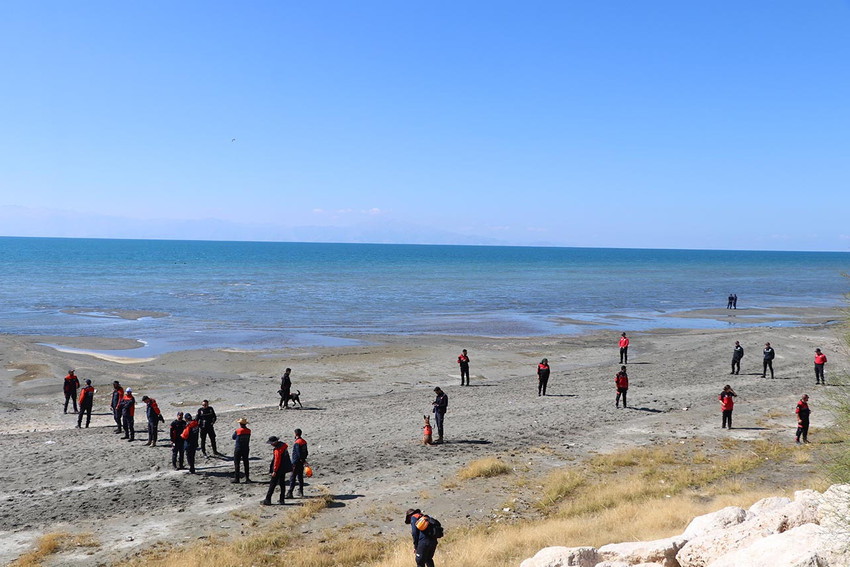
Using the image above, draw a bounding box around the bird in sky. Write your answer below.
[231,138,236,142]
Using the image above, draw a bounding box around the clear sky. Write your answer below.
[2,1,849,250]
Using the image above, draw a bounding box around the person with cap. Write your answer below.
[110,381,124,433]
[619,332,630,364]
[197,400,220,456]
[814,348,828,385]
[719,385,737,429]
[119,387,136,441]
[405,508,439,567]
[537,358,550,396]
[262,435,292,505]
[169,412,186,469]
[278,368,292,410]
[142,395,163,446]
[232,417,252,483]
[181,413,200,473]
[796,394,811,444]
[431,388,448,444]
[63,370,80,414]
[457,349,470,386]
[76,379,96,428]
[731,341,744,375]
[615,366,629,409]
[286,428,308,498]
[762,342,776,379]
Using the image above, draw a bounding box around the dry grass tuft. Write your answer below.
[457,457,512,480]
[11,532,99,567]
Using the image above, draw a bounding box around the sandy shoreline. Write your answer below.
[0,307,847,565]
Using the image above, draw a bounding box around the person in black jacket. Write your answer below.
[731,341,744,375]
[762,343,775,379]
[406,508,438,567]
[278,368,292,410]
[286,428,308,498]
[110,381,124,433]
[170,412,186,469]
[231,417,252,483]
[262,436,292,505]
[537,359,550,396]
[76,379,95,428]
[63,370,80,414]
[432,388,448,443]
[182,413,200,474]
[197,400,220,456]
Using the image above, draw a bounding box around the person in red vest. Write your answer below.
[457,349,470,386]
[262,436,292,505]
[76,379,96,428]
[537,359,550,396]
[110,381,124,433]
[719,385,737,429]
[119,387,136,441]
[615,366,629,408]
[181,413,200,473]
[796,394,811,444]
[286,428,309,498]
[619,333,630,364]
[142,395,163,446]
[63,370,80,414]
[232,418,252,483]
[814,348,828,385]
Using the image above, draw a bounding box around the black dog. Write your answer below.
[280,389,302,409]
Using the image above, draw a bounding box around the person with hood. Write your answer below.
[181,413,200,473]
[731,341,744,375]
[405,508,439,567]
[719,385,737,429]
[286,428,308,498]
[63,370,80,414]
[197,400,219,456]
[142,395,163,446]
[431,388,448,444]
[537,358,550,396]
[119,387,136,441]
[262,435,292,505]
[110,381,124,433]
[278,368,292,410]
[170,412,186,469]
[615,366,629,409]
[76,379,95,428]
[232,418,252,483]
[457,349,470,386]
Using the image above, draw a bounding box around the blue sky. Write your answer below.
[1,1,849,250]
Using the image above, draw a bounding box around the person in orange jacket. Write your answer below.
[615,366,629,408]
[232,418,252,483]
[142,395,163,447]
[719,385,737,429]
[76,379,96,428]
[619,333,630,364]
[814,348,828,385]
[181,413,200,473]
[795,394,811,444]
[119,387,136,441]
[110,381,124,433]
[63,370,80,414]
[262,436,292,505]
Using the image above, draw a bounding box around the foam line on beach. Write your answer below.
[38,343,156,363]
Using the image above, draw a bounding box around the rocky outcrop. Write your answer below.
[519,485,850,567]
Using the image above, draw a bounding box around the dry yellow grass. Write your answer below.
[456,456,512,480]
[11,532,98,567]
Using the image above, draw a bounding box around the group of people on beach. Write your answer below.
[726,293,739,309]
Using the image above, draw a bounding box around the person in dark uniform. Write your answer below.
[278,368,292,410]
[457,350,470,386]
[719,385,737,429]
[232,418,252,483]
[731,341,744,375]
[119,387,136,441]
[262,436,291,505]
[431,388,448,444]
[814,348,828,385]
[732,294,738,309]
[762,343,775,379]
[615,366,629,408]
[110,381,124,433]
[287,428,309,498]
[63,370,80,414]
[170,412,186,469]
[795,394,810,444]
[76,379,95,428]
[142,395,163,447]
[197,400,219,456]
[727,293,734,309]
[537,358,550,396]
[181,413,200,473]
[405,508,438,567]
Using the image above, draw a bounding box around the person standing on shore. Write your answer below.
[619,333,629,364]
[76,379,95,428]
[457,350,470,386]
[727,294,734,309]
[795,394,810,444]
[537,358,550,396]
[110,381,124,433]
[63,370,80,414]
[142,395,163,447]
[814,348,827,385]
[431,388,448,443]
[719,385,737,429]
[170,412,186,469]
[732,294,738,309]
[405,508,440,567]
[615,366,629,408]
[232,417,252,483]
[762,343,775,379]
[181,413,200,473]
[119,387,136,441]
[262,436,291,505]
[197,400,219,456]
[278,368,292,410]
[731,341,744,375]
[287,428,309,498]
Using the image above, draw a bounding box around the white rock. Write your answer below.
[747,496,791,516]
[598,536,687,567]
[817,484,850,532]
[682,506,748,539]
[593,562,631,567]
[520,546,600,567]
[706,523,844,567]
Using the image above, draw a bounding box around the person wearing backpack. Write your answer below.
[405,508,441,566]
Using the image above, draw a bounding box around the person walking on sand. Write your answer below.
[170,412,186,469]
[731,341,744,375]
[619,333,630,364]
[615,366,629,408]
[719,385,737,429]
[814,348,828,385]
[262,436,291,505]
[63,370,80,414]
[762,343,775,379]
[76,379,95,428]
[110,381,124,433]
[119,387,136,441]
[197,400,220,456]
[405,508,439,567]
[795,394,811,444]
[142,395,163,447]
[431,388,448,443]
[287,428,309,498]
[181,413,200,473]
[537,358,550,396]
[232,418,252,483]
[457,349,470,386]
[278,368,292,410]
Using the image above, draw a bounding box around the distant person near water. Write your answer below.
[619,332,629,364]
[537,358,550,396]
[431,388,448,444]
[110,381,124,433]
[733,294,738,309]
[287,428,309,498]
[814,348,827,385]
[457,349,470,386]
[278,368,292,410]
[727,294,734,309]
[731,341,744,375]
[63,369,80,414]
[795,394,810,444]
[615,366,629,408]
[405,508,442,567]
[76,379,95,428]
[719,385,737,429]
[232,417,252,483]
[762,343,775,379]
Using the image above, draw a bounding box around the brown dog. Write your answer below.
[423,415,433,445]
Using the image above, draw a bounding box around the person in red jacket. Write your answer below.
[457,349,470,386]
[262,436,292,505]
[142,396,163,447]
[615,366,629,408]
[181,413,200,473]
[719,385,737,429]
[76,379,96,428]
[796,394,811,444]
[232,418,252,483]
[814,348,828,385]
[537,359,550,396]
[119,388,136,441]
[619,333,630,364]
[63,370,80,414]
